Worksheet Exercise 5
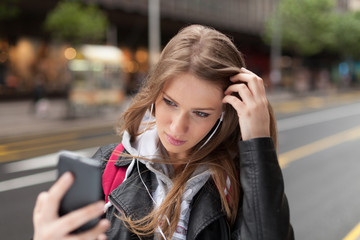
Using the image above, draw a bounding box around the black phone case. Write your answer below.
[57,151,102,233]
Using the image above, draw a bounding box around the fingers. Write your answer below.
[223,67,270,140]
[222,93,244,116]
[33,191,48,224]
[48,172,74,202]
[42,172,74,219]
[34,172,74,224]
[66,219,110,240]
[33,200,108,240]
[228,68,266,100]
[34,191,46,215]
[225,68,268,106]
[96,233,108,240]
[224,83,253,104]
[33,173,109,240]
[58,201,106,234]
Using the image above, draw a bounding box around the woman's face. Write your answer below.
[155,73,223,159]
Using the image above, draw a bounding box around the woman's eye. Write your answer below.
[163,97,177,107]
[194,111,210,118]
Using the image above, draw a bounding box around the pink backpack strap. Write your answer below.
[102,143,127,203]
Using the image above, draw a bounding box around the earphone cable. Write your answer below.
[136,103,169,239]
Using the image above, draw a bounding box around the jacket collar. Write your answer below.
[114,149,132,167]
[109,161,155,220]
[186,180,225,240]
[109,161,225,240]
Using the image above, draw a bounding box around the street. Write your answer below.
[0,126,120,163]
[2,1,360,239]
[1,94,360,239]
[277,101,360,239]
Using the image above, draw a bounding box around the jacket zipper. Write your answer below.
[226,221,231,239]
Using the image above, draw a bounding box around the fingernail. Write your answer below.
[97,233,108,240]
[101,219,110,226]
[62,172,72,180]
[100,219,111,231]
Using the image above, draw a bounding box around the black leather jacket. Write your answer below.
[92,138,294,240]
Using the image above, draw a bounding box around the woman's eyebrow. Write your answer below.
[162,92,179,105]
[162,92,217,111]
[195,107,216,111]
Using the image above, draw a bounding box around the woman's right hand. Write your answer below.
[223,68,270,141]
[33,172,110,240]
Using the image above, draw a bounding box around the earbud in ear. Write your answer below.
[150,103,154,115]
[199,111,224,150]
[220,111,225,122]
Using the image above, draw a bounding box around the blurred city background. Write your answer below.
[1,0,360,239]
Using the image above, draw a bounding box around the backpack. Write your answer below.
[102,143,128,203]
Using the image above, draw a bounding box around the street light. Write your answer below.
[270,2,282,87]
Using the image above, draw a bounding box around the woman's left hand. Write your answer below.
[223,67,270,141]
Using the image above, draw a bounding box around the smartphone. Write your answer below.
[57,150,103,233]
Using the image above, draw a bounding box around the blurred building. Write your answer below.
[347,0,360,10]
[0,0,279,99]
[338,0,360,11]
[88,0,277,35]
[91,0,279,88]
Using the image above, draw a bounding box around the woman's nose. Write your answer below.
[170,113,189,136]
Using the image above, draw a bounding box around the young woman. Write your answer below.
[33,25,294,240]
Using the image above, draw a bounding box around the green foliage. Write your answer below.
[0,0,20,21]
[265,0,360,59]
[265,0,337,56]
[333,11,360,58]
[44,1,108,44]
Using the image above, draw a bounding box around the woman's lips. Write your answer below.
[166,133,186,146]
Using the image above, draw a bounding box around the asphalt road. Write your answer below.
[1,99,360,239]
[0,126,120,163]
[278,101,360,240]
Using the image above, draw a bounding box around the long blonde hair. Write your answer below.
[117,24,277,239]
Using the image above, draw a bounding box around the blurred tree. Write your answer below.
[44,0,108,44]
[265,0,337,56]
[0,0,20,22]
[333,11,360,59]
[265,0,360,60]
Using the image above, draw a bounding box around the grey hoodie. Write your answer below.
[121,123,211,240]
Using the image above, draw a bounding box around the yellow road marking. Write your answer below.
[271,90,360,115]
[305,97,324,109]
[0,133,119,163]
[0,140,80,162]
[0,133,78,157]
[0,133,78,148]
[279,125,360,168]
[273,101,305,114]
[278,126,360,240]
[343,222,360,240]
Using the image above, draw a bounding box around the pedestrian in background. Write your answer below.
[32,73,49,118]
[33,24,294,240]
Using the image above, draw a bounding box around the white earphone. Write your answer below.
[220,111,224,122]
[198,111,224,150]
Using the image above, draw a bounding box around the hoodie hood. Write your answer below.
[121,115,211,239]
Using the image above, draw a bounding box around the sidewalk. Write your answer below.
[267,88,360,116]
[1,89,360,140]
[0,98,130,139]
